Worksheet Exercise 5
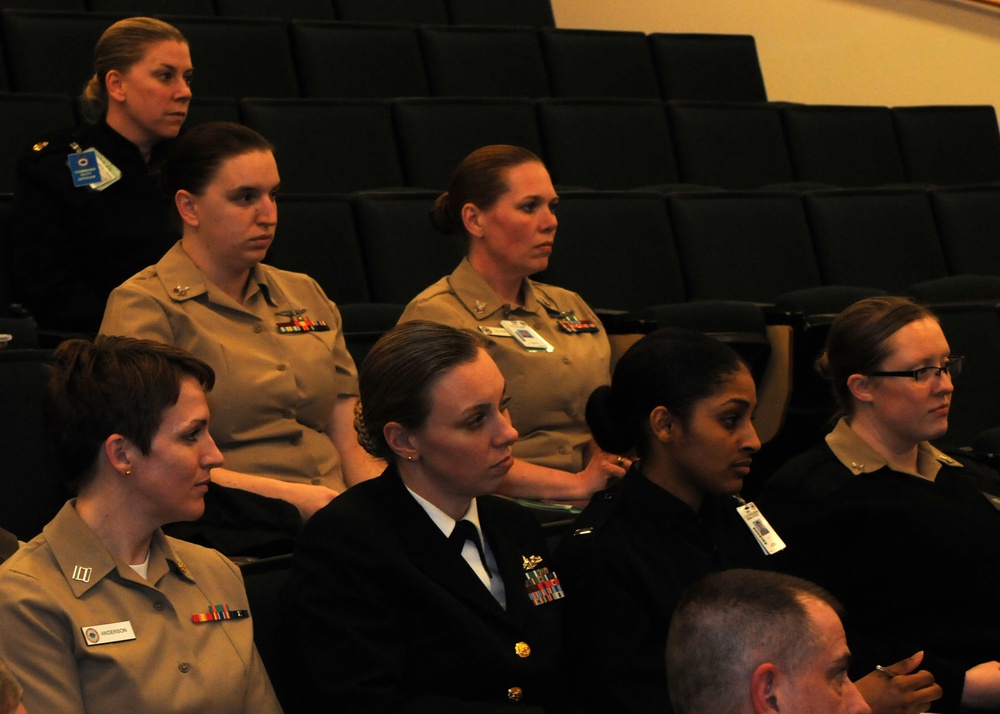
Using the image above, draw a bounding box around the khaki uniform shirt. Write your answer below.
[826,417,962,481]
[400,259,611,472]
[0,502,282,713]
[101,242,358,491]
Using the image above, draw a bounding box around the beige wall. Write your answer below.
[551,0,1000,110]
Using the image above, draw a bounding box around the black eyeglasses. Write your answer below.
[867,355,964,384]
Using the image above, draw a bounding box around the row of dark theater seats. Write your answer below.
[0,10,767,103]
[2,94,998,196]
[0,0,556,26]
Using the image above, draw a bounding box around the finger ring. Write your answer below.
[617,456,624,466]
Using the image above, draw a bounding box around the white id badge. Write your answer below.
[82,620,136,646]
[501,320,554,352]
[737,502,786,555]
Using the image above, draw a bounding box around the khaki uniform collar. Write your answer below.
[45,501,197,599]
[825,417,961,481]
[446,258,560,321]
[155,242,277,310]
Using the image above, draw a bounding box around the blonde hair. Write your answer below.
[81,17,187,122]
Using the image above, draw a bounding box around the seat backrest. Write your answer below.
[216,0,335,19]
[332,0,448,23]
[535,190,685,312]
[264,193,371,304]
[184,96,240,126]
[241,98,405,192]
[648,33,767,103]
[540,28,659,99]
[290,20,428,99]
[420,25,549,98]
[930,185,1000,276]
[445,0,554,27]
[667,191,822,303]
[352,190,464,304]
[89,0,214,13]
[392,97,543,189]
[892,105,1000,186]
[538,99,678,189]
[667,101,795,189]
[164,16,298,98]
[781,104,907,187]
[0,348,67,540]
[3,10,116,94]
[0,93,77,193]
[804,188,947,292]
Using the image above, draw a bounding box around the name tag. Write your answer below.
[737,502,786,555]
[82,620,136,646]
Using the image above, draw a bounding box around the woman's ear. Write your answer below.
[649,406,676,444]
[847,373,875,404]
[384,422,419,462]
[461,203,485,238]
[103,434,133,478]
[175,190,199,228]
[105,70,126,103]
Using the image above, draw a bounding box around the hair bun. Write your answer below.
[586,385,635,455]
[814,351,832,380]
[353,400,380,457]
[429,191,456,235]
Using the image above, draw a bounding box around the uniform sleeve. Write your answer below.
[8,152,105,330]
[0,568,87,713]
[99,282,175,344]
[314,281,358,396]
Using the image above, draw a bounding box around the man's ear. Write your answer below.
[750,663,782,713]
[461,203,485,238]
[384,422,418,462]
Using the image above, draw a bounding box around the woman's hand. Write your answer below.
[855,651,941,714]
[962,660,1000,709]
[576,445,631,493]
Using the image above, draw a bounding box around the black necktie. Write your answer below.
[450,520,491,579]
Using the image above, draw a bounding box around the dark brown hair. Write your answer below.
[160,121,273,198]
[46,335,215,491]
[81,17,187,122]
[819,296,937,417]
[430,144,544,240]
[355,321,488,461]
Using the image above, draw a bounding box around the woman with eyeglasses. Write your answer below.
[760,296,1000,714]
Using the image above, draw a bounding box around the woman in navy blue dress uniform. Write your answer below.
[8,17,192,333]
[285,320,569,713]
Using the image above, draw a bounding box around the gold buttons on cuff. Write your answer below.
[514,641,531,658]
[507,687,523,702]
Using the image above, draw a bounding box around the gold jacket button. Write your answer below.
[507,686,523,702]
[514,641,531,658]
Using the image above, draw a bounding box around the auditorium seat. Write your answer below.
[539,28,660,99]
[163,16,299,98]
[241,99,405,193]
[0,93,77,193]
[3,10,116,95]
[392,97,543,189]
[332,0,448,24]
[0,348,66,541]
[419,25,549,98]
[930,185,1000,276]
[89,0,214,14]
[445,0,555,27]
[290,20,428,99]
[264,193,371,305]
[781,104,907,187]
[2,0,84,10]
[666,101,797,189]
[216,0,335,20]
[535,190,684,314]
[184,96,240,126]
[351,190,463,304]
[537,99,679,190]
[666,191,821,303]
[648,33,767,102]
[804,188,947,292]
[892,105,1000,186]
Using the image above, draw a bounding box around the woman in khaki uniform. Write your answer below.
[101,122,380,522]
[400,145,628,505]
[0,336,282,714]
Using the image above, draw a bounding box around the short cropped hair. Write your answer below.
[46,335,215,492]
[666,569,842,714]
[354,321,488,461]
